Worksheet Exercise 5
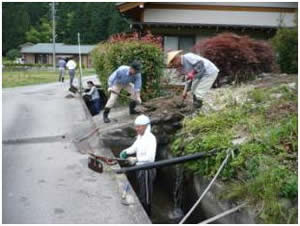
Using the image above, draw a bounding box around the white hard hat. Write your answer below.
[134,114,150,126]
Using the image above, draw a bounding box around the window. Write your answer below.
[164,36,195,53]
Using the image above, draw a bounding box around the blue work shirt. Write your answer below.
[58,59,66,68]
[108,65,142,92]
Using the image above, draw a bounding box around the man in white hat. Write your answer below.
[167,50,219,108]
[119,114,157,216]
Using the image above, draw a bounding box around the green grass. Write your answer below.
[2,69,96,88]
[171,83,298,223]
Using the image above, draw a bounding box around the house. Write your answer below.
[117,2,297,52]
[20,43,96,68]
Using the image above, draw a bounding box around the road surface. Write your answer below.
[2,76,150,223]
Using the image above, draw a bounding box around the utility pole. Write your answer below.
[78,32,83,95]
[52,2,56,71]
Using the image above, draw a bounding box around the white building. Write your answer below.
[117,2,298,52]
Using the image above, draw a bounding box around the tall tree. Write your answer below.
[3,2,50,55]
[25,18,52,43]
[3,3,30,55]
[3,2,129,55]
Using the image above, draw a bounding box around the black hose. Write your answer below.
[114,149,218,174]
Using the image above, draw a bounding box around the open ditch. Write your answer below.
[100,96,207,223]
[99,95,256,224]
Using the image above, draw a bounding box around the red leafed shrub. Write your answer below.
[108,31,163,49]
[192,33,277,86]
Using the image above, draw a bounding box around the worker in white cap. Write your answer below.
[167,50,219,108]
[119,114,157,216]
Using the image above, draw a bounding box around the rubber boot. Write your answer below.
[103,108,111,123]
[129,101,138,115]
[193,95,203,109]
[62,77,64,83]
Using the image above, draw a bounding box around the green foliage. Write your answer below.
[56,3,129,44]
[3,2,49,55]
[171,84,298,223]
[3,2,129,55]
[224,157,297,223]
[272,26,298,73]
[6,49,21,60]
[248,88,270,103]
[92,40,164,101]
[4,63,52,68]
[25,18,52,43]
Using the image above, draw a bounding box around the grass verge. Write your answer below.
[2,69,96,88]
[171,81,298,223]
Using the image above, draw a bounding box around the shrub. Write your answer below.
[3,63,52,68]
[92,32,164,101]
[6,49,21,61]
[192,33,277,86]
[272,27,298,74]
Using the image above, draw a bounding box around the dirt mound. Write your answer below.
[136,95,194,116]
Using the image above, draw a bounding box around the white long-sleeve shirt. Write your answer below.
[66,60,77,70]
[85,86,99,100]
[123,125,157,165]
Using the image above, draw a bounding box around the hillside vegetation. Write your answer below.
[172,74,298,223]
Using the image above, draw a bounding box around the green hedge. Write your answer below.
[4,63,53,68]
[92,41,165,101]
[272,27,298,74]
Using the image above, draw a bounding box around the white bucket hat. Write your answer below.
[167,50,183,66]
[134,114,150,126]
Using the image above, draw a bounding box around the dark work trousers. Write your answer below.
[136,168,156,216]
[90,98,101,116]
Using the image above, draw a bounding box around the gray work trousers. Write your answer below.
[58,67,65,81]
[136,168,156,216]
[69,69,75,87]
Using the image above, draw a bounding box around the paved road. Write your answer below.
[2,77,150,224]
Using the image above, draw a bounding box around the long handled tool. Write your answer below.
[88,153,127,166]
[110,90,138,102]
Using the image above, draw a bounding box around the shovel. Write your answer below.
[88,153,127,166]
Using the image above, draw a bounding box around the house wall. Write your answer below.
[144,9,296,27]
[23,53,35,64]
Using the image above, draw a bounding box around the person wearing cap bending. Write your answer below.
[103,61,142,123]
[119,115,157,216]
[167,50,219,108]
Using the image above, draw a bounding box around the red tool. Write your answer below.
[88,153,126,166]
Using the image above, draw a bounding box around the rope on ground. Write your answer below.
[198,202,247,224]
[179,149,231,224]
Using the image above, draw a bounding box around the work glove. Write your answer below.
[186,70,196,81]
[107,87,113,93]
[127,157,137,166]
[120,150,128,160]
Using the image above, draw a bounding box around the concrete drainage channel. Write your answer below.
[76,93,253,224]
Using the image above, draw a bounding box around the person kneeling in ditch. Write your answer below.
[167,50,219,109]
[83,81,101,116]
[103,61,142,123]
[119,115,157,216]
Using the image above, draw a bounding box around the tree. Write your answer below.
[3,3,30,55]
[3,2,129,55]
[25,18,52,43]
[6,49,21,60]
[55,3,129,44]
[272,14,298,74]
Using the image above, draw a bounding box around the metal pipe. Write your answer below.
[198,202,247,224]
[114,149,218,174]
